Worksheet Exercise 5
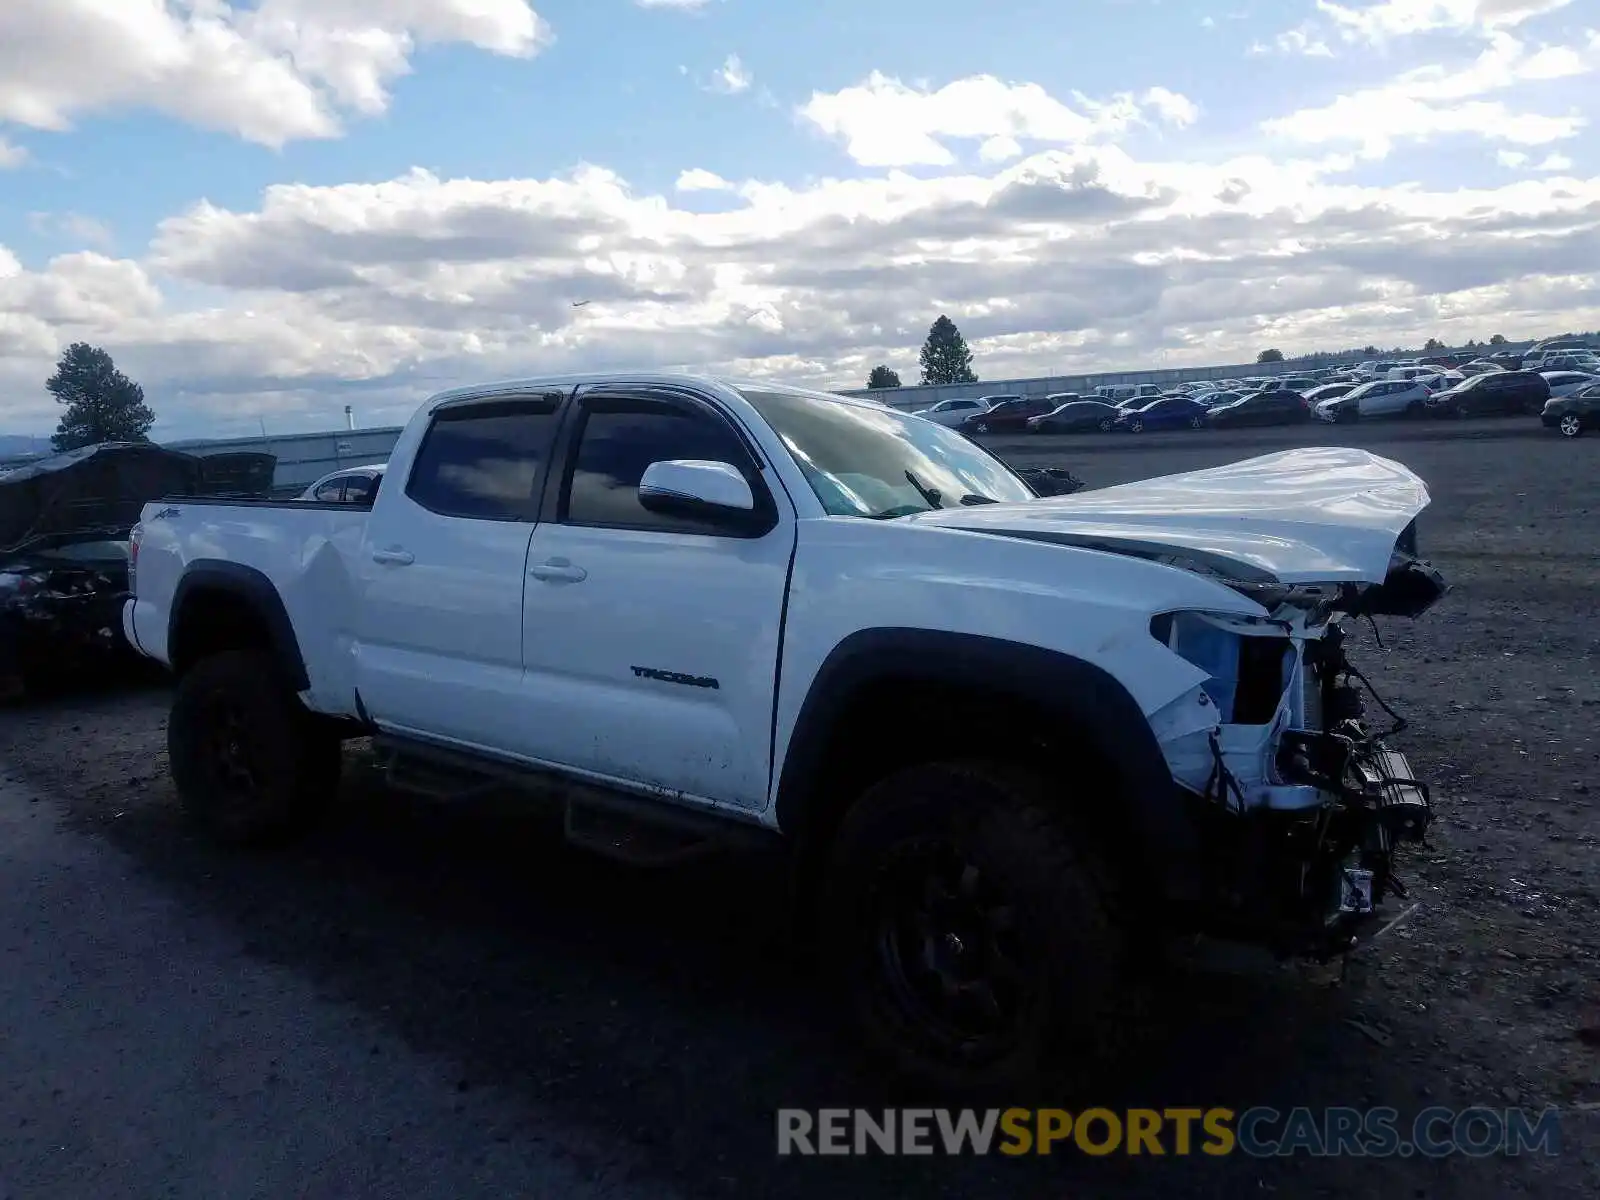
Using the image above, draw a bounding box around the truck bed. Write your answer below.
[126,498,372,714]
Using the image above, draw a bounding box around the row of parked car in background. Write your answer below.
[913,337,1600,440]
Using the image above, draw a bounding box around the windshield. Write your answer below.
[737,386,1036,518]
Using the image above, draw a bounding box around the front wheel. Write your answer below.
[973,422,989,434]
[819,761,1127,1095]
[168,649,343,847]
[1127,418,1145,433]
[1098,418,1113,432]
[1559,414,1584,438]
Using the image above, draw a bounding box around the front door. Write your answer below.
[518,387,796,810]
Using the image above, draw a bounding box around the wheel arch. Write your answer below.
[168,561,308,689]
[775,628,1203,910]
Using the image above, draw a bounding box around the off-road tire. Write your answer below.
[819,760,1129,1096]
[168,649,342,848]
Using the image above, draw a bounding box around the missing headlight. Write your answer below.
[1152,611,1295,724]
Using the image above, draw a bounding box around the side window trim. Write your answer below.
[549,386,778,538]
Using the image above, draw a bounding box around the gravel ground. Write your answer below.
[1,426,1597,1198]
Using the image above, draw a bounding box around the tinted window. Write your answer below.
[563,395,757,534]
[407,397,560,521]
[345,473,379,506]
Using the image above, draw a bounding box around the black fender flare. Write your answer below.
[774,627,1203,908]
[169,560,308,690]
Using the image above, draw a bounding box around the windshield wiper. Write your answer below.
[904,470,943,509]
[959,494,999,506]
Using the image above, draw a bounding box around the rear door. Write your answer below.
[517,386,796,809]
[1471,374,1509,414]
[1360,381,1404,416]
[352,393,565,752]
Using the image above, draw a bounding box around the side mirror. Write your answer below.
[638,460,756,523]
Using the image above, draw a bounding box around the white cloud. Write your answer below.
[1263,32,1595,156]
[1497,148,1531,165]
[0,111,1595,437]
[675,168,733,191]
[798,73,1200,167]
[1316,0,1572,43]
[0,0,551,148]
[635,0,717,8]
[1141,87,1201,127]
[2,66,1598,438]
[708,53,752,95]
[1258,0,1571,59]
[978,136,1023,162]
[28,212,115,248]
[1251,27,1336,55]
[0,136,25,167]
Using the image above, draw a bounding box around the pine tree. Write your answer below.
[866,365,902,389]
[48,343,156,452]
[919,316,977,385]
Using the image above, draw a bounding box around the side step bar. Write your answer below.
[373,735,778,868]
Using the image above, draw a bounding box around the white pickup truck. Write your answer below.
[125,373,1446,1091]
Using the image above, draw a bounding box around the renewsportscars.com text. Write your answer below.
[776,1106,1563,1158]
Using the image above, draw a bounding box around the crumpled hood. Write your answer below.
[907,447,1431,586]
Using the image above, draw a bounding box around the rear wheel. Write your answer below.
[819,761,1127,1095]
[1098,417,1114,432]
[1189,413,1206,429]
[1127,417,1145,433]
[1559,413,1583,438]
[973,422,989,434]
[168,649,343,847]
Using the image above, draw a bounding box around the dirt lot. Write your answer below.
[1,428,1597,1198]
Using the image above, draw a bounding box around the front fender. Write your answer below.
[774,627,1205,908]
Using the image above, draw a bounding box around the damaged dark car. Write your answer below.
[0,443,276,697]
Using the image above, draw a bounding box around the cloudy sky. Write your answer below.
[1,0,1597,439]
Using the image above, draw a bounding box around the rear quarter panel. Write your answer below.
[130,501,369,712]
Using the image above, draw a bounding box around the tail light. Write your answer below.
[128,521,142,593]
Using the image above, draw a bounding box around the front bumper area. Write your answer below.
[1165,618,1436,960]
[1182,733,1433,959]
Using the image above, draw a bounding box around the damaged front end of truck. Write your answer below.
[1144,532,1447,959]
[916,447,1450,958]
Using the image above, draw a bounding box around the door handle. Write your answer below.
[371,547,415,566]
[528,557,587,583]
